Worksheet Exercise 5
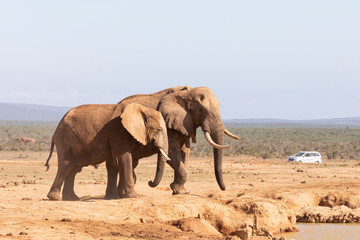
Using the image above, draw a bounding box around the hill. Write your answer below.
[1,103,360,128]
[224,117,360,128]
[0,103,70,122]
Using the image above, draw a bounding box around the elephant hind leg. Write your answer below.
[105,160,120,199]
[47,158,76,201]
[62,166,82,201]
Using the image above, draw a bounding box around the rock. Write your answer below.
[60,218,72,222]
[226,236,241,240]
[245,200,298,235]
[22,179,36,184]
[319,192,360,209]
[229,197,298,237]
[110,232,121,236]
[297,205,360,223]
[231,225,253,240]
[319,193,344,208]
[173,217,221,236]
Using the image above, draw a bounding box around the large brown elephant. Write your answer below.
[104,85,191,198]
[45,103,170,200]
[157,87,240,193]
[107,86,240,195]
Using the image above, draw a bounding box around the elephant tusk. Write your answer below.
[224,129,241,140]
[159,148,171,161]
[204,131,231,149]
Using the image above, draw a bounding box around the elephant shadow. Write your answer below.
[41,195,106,202]
[78,195,106,202]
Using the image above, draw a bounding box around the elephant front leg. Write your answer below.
[168,138,189,195]
[105,160,120,199]
[117,159,138,196]
[170,161,189,195]
[115,152,138,198]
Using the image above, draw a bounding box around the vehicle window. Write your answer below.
[304,153,310,157]
[295,152,304,156]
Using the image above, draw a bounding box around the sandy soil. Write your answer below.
[1,151,360,239]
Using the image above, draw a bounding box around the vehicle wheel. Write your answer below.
[315,161,320,164]
[298,161,302,163]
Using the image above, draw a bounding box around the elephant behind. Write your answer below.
[157,87,241,193]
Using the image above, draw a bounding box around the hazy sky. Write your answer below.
[1,1,359,120]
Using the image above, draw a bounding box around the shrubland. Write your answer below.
[0,121,359,160]
[192,127,360,160]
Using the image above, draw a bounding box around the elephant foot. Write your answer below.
[62,192,80,201]
[172,191,190,195]
[117,188,126,198]
[120,190,139,198]
[104,192,120,200]
[47,188,61,201]
[170,182,190,195]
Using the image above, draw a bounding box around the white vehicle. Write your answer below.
[288,151,322,164]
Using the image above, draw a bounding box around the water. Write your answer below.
[276,223,360,240]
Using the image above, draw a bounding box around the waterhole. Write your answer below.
[276,223,360,240]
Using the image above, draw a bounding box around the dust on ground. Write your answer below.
[1,151,360,239]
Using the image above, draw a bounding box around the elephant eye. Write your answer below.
[191,104,203,112]
[157,128,162,132]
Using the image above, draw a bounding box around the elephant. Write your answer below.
[106,86,241,195]
[17,137,35,144]
[156,87,241,193]
[45,103,170,200]
[104,85,192,198]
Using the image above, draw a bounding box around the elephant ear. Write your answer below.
[158,93,195,136]
[121,103,147,145]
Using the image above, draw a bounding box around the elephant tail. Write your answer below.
[45,140,55,171]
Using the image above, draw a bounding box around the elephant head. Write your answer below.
[121,103,170,184]
[158,87,240,190]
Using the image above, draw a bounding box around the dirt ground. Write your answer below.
[1,151,360,239]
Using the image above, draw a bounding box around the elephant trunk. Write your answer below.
[202,117,227,191]
[148,148,169,188]
[212,131,226,191]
